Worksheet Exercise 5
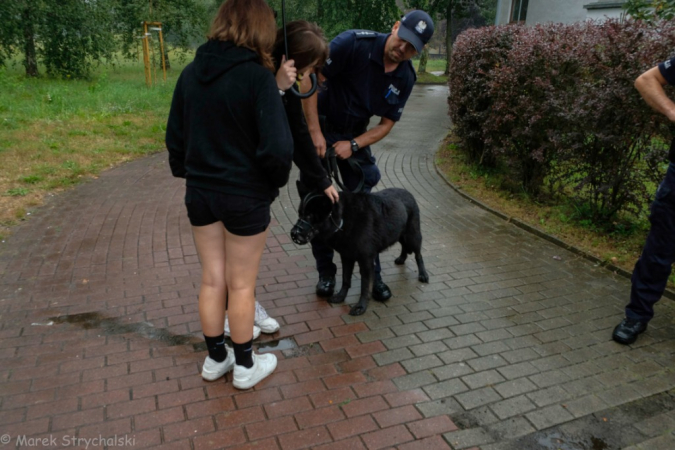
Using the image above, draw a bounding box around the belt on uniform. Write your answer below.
[322,120,368,136]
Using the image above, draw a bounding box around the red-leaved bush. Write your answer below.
[449,19,675,221]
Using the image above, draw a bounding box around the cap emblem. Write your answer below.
[415,21,427,34]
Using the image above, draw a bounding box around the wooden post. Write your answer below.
[149,32,156,86]
[157,25,167,81]
[143,21,166,86]
[142,22,151,87]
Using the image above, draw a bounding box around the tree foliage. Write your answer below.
[404,0,496,74]
[0,1,44,76]
[41,0,116,79]
[0,0,116,78]
[113,0,213,62]
[0,1,21,67]
[625,0,675,21]
[0,0,212,79]
[0,0,405,79]
[267,0,401,39]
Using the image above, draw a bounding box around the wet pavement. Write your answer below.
[2,85,675,449]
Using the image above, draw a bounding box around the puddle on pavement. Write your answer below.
[51,312,199,346]
[257,338,298,353]
[535,431,609,450]
[590,437,609,450]
[51,312,302,356]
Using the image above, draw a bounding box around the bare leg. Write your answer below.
[192,222,228,337]
[224,227,268,344]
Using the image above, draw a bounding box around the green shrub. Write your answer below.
[449,19,675,223]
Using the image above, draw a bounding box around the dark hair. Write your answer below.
[273,20,329,73]
[208,0,277,72]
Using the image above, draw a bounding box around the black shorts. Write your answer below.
[184,186,270,236]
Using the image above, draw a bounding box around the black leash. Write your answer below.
[281,0,318,99]
[324,146,365,193]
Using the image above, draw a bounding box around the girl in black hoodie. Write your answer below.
[166,0,292,390]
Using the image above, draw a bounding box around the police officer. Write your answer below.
[300,10,435,301]
[612,57,675,345]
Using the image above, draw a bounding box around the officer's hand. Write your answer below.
[323,185,339,203]
[312,130,327,158]
[275,56,296,91]
[334,140,353,159]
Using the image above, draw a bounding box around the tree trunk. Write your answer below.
[355,0,363,28]
[418,46,429,73]
[163,48,171,70]
[22,6,38,77]
[445,0,453,75]
[445,35,452,75]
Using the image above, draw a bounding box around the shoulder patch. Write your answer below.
[354,30,377,39]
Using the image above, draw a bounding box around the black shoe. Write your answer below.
[316,275,336,297]
[612,318,647,345]
[372,280,392,302]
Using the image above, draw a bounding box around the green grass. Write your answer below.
[413,59,448,84]
[416,72,447,84]
[415,58,447,73]
[0,54,192,235]
[0,60,180,121]
[437,137,675,287]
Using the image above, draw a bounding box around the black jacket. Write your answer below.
[166,40,294,200]
[271,46,331,192]
[283,89,332,191]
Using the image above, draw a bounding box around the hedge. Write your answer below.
[448,19,675,222]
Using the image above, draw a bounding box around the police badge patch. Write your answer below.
[415,21,427,34]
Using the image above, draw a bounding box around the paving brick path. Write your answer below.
[2,85,675,450]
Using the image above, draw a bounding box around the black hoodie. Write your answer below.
[166,40,294,200]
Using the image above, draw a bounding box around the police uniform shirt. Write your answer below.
[658,56,675,163]
[658,56,675,85]
[318,30,417,131]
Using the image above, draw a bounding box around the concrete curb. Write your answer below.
[433,153,675,301]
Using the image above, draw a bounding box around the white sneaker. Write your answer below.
[233,352,278,390]
[201,346,235,381]
[255,302,280,334]
[224,317,261,340]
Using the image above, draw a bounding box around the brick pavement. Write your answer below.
[2,85,675,449]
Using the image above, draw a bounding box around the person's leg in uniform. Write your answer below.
[613,163,675,345]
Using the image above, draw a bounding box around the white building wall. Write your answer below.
[494,0,626,26]
[495,0,513,25]
[526,0,589,25]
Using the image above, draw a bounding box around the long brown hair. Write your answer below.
[208,0,277,72]
[274,21,329,73]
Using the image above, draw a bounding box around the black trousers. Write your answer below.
[626,163,675,323]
